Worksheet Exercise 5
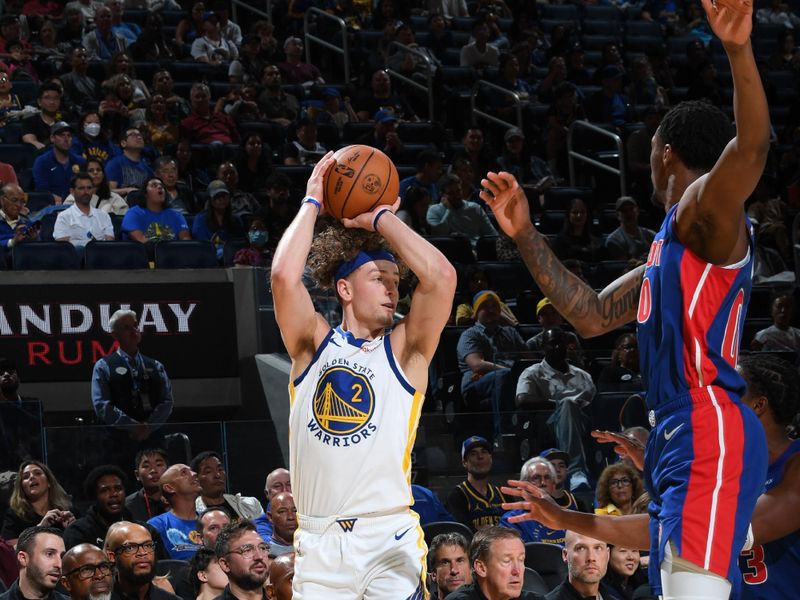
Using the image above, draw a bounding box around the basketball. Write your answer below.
[323,145,400,220]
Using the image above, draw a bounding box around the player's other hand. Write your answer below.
[701,0,753,47]
[500,479,565,529]
[305,151,336,214]
[342,198,401,231]
[480,171,535,240]
[591,430,646,471]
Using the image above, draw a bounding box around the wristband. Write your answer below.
[372,207,391,231]
[303,197,321,212]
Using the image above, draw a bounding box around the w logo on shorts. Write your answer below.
[336,518,358,532]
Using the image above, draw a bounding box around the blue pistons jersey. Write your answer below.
[739,439,800,599]
[288,327,424,518]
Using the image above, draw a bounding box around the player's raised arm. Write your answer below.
[676,0,770,264]
[342,205,457,372]
[481,172,644,338]
[271,152,336,365]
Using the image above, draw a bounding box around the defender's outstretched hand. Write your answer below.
[591,430,646,471]
[701,0,753,46]
[479,172,535,239]
[342,198,401,231]
[305,151,336,213]
[500,480,567,529]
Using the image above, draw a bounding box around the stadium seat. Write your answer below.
[0,246,5,269]
[37,211,59,241]
[238,121,288,150]
[0,144,35,170]
[11,80,38,105]
[84,241,149,270]
[540,3,579,20]
[543,187,594,212]
[584,5,623,20]
[154,559,190,578]
[0,121,22,144]
[154,241,219,269]
[424,235,475,265]
[222,238,249,267]
[585,261,628,289]
[623,36,665,53]
[26,192,55,213]
[477,261,537,299]
[535,211,565,235]
[581,20,620,36]
[475,235,498,261]
[625,20,662,37]
[397,122,445,146]
[524,542,567,590]
[523,568,549,594]
[12,241,81,270]
[421,521,473,546]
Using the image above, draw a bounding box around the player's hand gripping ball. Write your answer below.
[323,145,400,220]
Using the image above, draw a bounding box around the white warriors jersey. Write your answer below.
[288,326,424,518]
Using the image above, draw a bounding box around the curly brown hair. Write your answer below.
[307,221,407,289]
[595,463,644,511]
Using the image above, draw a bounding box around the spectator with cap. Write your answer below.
[499,457,568,546]
[124,448,169,523]
[253,468,290,543]
[457,290,526,444]
[63,465,130,550]
[454,266,518,327]
[191,180,246,257]
[265,553,293,600]
[526,298,585,367]
[314,87,356,133]
[497,127,556,189]
[105,127,155,197]
[446,436,508,532]
[191,451,263,522]
[0,526,67,600]
[191,13,238,65]
[355,109,405,161]
[426,173,497,247]
[515,327,595,491]
[445,526,543,599]
[427,532,472,600]
[604,196,655,261]
[584,65,630,127]
[400,149,443,203]
[265,492,296,558]
[282,117,327,166]
[278,36,324,85]
[32,122,87,203]
[147,464,203,560]
[181,84,240,145]
[54,173,115,248]
[539,448,587,512]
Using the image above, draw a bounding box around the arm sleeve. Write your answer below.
[146,361,173,427]
[91,360,139,426]
[121,207,142,233]
[100,212,114,239]
[105,158,122,185]
[477,207,498,236]
[52,212,69,240]
[32,157,48,191]
[426,203,450,232]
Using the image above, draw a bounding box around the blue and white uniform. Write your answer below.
[739,439,800,599]
[288,326,427,599]
[637,204,767,597]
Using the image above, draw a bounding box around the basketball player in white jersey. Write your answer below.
[271,152,457,599]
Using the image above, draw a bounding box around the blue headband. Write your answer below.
[334,249,396,281]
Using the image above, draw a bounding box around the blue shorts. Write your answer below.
[644,386,767,598]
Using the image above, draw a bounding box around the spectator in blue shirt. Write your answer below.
[0,184,37,249]
[32,122,87,203]
[122,177,191,243]
[148,463,203,560]
[254,468,291,544]
[105,127,154,197]
[398,148,443,203]
[411,484,454,526]
[191,180,245,258]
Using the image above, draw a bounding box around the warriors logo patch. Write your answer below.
[312,366,375,436]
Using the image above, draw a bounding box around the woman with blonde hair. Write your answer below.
[0,460,75,544]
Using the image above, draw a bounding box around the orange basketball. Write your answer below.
[323,145,399,220]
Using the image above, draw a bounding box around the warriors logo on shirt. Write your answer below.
[312,366,375,435]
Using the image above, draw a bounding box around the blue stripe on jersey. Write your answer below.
[637,204,754,409]
[384,334,416,395]
[292,328,335,387]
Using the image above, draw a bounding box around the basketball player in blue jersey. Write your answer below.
[270,152,457,599]
[479,0,770,597]
[500,354,800,599]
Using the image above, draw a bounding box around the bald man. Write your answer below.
[266,554,294,600]
[104,522,180,600]
[147,464,203,560]
[266,493,297,558]
[61,544,112,600]
[254,469,291,543]
[546,531,611,600]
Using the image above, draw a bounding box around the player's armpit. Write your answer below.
[751,454,800,546]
